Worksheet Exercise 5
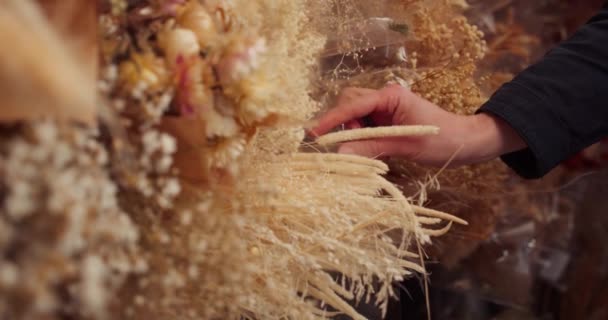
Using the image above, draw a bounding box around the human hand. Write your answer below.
[310,85,526,167]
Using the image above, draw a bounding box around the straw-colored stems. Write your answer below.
[395,259,426,274]
[380,244,419,259]
[421,222,453,237]
[310,309,342,318]
[417,216,443,225]
[290,152,389,172]
[306,285,367,320]
[300,211,394,254]
[307,274,354,300]
[375,177,417,217]
[412,205,468,225]
[289,161,384,176]
[348,211,393,233]
[315,125,440,146]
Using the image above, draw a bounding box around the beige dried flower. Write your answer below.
[159,28,201,66]
[177,0,218,47]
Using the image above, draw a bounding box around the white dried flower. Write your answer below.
[5,180,35,220]
[156,155,173,173]
[159,133,177,155]
[217,38,267,84]
[0,263,18,288]
[159,28,200,66]
[81,255,107,317]
[188,264,199,279]
[180,210,193,225]
[159,232,171,244]
[156,91,174,113]
[163,269,186,288]
[178,1,217,47]
[103,64,118,83]
[131,81,148,100]
[52,141,74,168]
[204,108,239,138]
[134,295,146,306]
[142,130,160,155]
[33,121,58,145]
[133,259,149,274]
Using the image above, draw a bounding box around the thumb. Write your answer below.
[338,140,399,158]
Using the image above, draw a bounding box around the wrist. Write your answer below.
[465,113,526,163]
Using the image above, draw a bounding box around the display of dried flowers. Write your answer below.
[0,0,522,319]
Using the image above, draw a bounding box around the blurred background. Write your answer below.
[393,3,608,319]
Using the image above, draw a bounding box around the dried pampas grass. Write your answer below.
[315,125,440,146]
[231,152,466,318]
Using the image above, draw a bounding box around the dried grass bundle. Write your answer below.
[228,152,465,319]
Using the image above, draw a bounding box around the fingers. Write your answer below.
[310,84,412,137]
[344,120,362,130]
[338,139,403,158]
[311,88,381,136]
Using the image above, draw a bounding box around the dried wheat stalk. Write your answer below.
[315,125,440,146]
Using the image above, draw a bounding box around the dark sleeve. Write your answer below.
[478,2,608,179]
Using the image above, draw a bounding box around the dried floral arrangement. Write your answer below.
[0,1,475,320]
